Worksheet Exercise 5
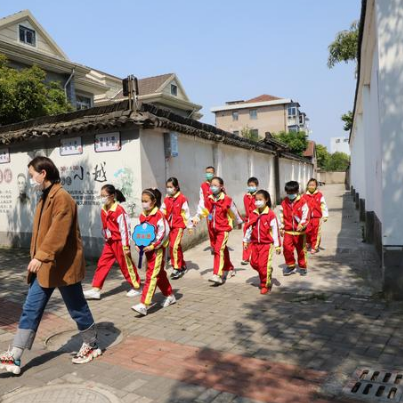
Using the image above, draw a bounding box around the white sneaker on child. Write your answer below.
[126,288,141,297]
[131,303,148,316]
[83,289,101,300]
[0,349,21,375]
[161,294,176,308]
[208,274,223,285]
[72,343,102,364]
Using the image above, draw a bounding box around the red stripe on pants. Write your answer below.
[141,247,172,306]
[306,217,321,249]
[92,241,141,289]
[211,230,233,276]
[169,228,185,269]
[283,233,307,269]
[250,243,274,288]
[242,225,252,261]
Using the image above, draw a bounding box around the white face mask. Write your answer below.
[100,196,109,205]
[166,188,176,196]
[255,200,265,208]
[142,202,152,210]
[30,177,42,192]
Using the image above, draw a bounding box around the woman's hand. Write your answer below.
[143,245,154,253]
[243,242,249,251]
[134,245,140,253]
[27,258,42,273]
[124,249,131,257]
[297,224,304,232]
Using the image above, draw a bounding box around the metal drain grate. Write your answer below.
[344,368,403,401]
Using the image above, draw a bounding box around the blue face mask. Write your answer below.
[288,193,297,201]
[206,173,214,181]
[248,186,257,194]
[210,186,220,195]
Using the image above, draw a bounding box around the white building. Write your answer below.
[349,0,403,299]
[330,137,350,155]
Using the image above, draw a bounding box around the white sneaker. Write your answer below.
[225,269,236,279]
[131,303,148,316]
[0,350,21,375]
[208,274,223,285]
[84,289,101,300]
[72,343,102,364]
[161,294,176,308]
[126,288,142,297]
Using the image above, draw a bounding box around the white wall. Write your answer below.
[330,137,350,155]
[350,113,367,199]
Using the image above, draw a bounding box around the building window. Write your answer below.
[288,125,299,132]
[343,139,349,143]
[171,84,178,96]
[19,25,36,46]
[249,109,258,120]
[299,114,305,124]
[288,106,297,117]
[233,130,240,135]
[76,94,92,110]
[336,139,341,143]
[232,111,239,121]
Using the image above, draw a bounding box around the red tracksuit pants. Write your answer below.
[250,243,275,288]
[169,228,186,270]
[242,224,252,262]
[283,232,307,269]
[141,247,173,306]
[92,240,141,289]
[306,217,321,250]
[206,218,215,248]
[210,230,234,277]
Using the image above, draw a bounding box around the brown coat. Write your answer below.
[29,183,85,288]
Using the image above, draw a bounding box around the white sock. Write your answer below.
[11,347,24,361]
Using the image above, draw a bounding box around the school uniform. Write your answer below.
[92,203,140,289]
[139,207,172,305]
[161,192,192,270]
[197,181,214,248]
[279,196,309,270]
[242,192,257,261]
[302,190,329,251]
[244,207,281,289]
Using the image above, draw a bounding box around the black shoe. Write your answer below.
[170,269,179,279]
[298,268,308,276]
[283,267,296,276]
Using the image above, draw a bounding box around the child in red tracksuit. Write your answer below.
[161,177,193,280]
[279,181,310,276]
[131,188,175,316]
[242,177,259,265]
[303,178,329,254]
[193,177,243,285]
[84,185,141,300]
[243,190,282,295]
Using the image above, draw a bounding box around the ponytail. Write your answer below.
[115,189,126,203]
[101,184,126,203]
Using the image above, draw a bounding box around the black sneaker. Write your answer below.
[170,269,180,279]
[283,267,296,276]
[298,268,308,276]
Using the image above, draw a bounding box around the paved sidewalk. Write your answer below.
[0,185,402,403]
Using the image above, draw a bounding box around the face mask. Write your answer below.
[142,202,152,210]
[205,173,214,181]
[100,196,109,205]
[166,188,176,196]
[248,186,257,194]
[288,193,297,201]
[30,177,42,192]
[210,186,220,195]
[255,200,265,208]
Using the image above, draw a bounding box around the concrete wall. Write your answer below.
[317,171,347,185]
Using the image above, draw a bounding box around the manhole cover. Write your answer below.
[45,322,122,353]
[2,384,121,403]
[344,368,403,401]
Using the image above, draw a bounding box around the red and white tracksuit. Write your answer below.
[302,190,329,250]
[244,207,281,289]
[279,196,310,269]
[197,181,214,248]
[242,192,257,262]
[139,207,172,306]
[161,192,192,270]
[92,202,140,289]
[198,192,243,277]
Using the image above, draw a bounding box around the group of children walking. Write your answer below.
[83,166,329,314]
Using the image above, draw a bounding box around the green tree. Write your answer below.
[341,110,353,131]
[241,126,259,142]
[0,54,73,125]
[316,144,331,170]
[326,152,350,172]
[272,130,308,157]
[327,21,359,69]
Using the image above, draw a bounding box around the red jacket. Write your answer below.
[139,207,170,249]
[243,193,257,222]
[197,181,212,216]
[279,196,309,232]
[101,203,131,247]
[199,192,243,232]
[244,207,281,247]
[302,191,329,219]
[161,192,191,229]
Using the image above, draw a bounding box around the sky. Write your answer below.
[1,0,360,149]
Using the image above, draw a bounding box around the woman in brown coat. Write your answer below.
[0,157,101,375]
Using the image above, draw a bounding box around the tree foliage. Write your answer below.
[316,143,349,172]
[0,54,73,125]
[272,130,308,157]
[327,21,359,69]
[316,144,331,170]
[241,126,259,142]
[341,110,353,131]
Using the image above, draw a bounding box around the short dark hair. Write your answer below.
[166,177,180,191]
[247,177,259,186]
[205,166,215,172]
[256,190,272,208]
[28,156,60,183]
[285,181,299,193]
[212,176,224,186]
